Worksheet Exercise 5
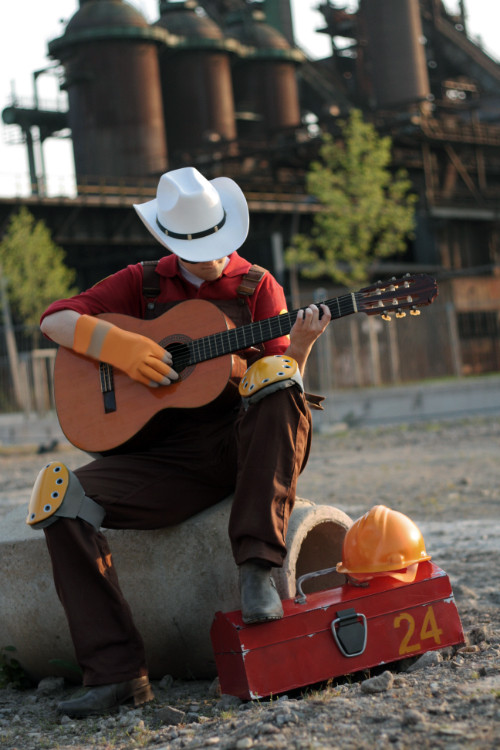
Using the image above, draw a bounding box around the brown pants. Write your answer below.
[44,388,312,685]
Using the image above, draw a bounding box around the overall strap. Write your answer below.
[141,261,266,305]
[141,260,161,299]
[236,264,266,302]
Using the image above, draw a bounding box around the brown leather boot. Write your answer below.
[57,676,154,718]
[239,560,284,624]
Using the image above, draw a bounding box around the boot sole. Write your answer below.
[58,685,154,718]
[242,612,284,625]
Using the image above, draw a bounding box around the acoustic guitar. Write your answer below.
[54,273,438,452]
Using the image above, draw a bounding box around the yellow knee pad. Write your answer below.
[27,461,105,530]
[239,355,303,408]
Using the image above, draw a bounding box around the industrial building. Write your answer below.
[1,0,500,383]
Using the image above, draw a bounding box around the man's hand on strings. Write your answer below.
[286,303,331,373]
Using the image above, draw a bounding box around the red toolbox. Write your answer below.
[210,561,465,700]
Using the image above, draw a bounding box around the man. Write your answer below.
[30,167,330,717]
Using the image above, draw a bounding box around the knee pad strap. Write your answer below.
[239,355,303,409]
[27,462,105,530]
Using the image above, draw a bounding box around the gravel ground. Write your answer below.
[0,415,499,749]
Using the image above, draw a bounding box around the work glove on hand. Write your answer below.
[73,314,177,387]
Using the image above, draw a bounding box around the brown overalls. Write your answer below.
[43,265,313,686]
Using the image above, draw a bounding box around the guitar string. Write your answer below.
[172,282,425,370]
[96,277,429,378]
[172,293,363,371]
[99,278,427,375]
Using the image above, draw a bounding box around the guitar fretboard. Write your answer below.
[174,292,361,370]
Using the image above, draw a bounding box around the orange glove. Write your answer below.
[73,315,176,387]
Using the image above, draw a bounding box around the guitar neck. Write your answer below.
[186,292,360,366]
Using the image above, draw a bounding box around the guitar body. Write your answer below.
[53,273,439,453]
[54,300,247,453]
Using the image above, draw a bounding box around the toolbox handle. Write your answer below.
[295,566,339,604]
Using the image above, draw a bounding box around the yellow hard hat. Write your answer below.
[336,505,431,582]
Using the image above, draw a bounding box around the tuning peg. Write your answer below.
[381,313,391,321]
[410,308,421,316]
[396,310,406,318]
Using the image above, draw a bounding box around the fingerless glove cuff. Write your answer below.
[73,315,114,360]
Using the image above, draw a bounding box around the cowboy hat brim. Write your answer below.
[133,176,249,262]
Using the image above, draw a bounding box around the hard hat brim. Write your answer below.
[336,554,431,576]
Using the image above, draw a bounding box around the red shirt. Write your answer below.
[42,252,290,356]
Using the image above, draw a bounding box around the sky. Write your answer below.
[0,0,499,198]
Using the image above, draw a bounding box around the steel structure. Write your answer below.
[1,0,500,372]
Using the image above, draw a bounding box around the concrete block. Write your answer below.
[0,497,351,681]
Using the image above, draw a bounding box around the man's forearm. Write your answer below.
[40,310,81,349]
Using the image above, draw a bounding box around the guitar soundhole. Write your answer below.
[161,339,192,376]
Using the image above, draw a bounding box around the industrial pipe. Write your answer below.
[0,497,351,681]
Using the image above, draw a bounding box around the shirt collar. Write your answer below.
[155,251,249,279]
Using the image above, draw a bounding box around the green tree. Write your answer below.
[285,109,417,287]
[0,206,77,327]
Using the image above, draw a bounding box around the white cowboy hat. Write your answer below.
[133,167,249,262]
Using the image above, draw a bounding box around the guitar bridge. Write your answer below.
[99,362,117,413]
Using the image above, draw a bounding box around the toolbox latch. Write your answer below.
[331,608,367,658]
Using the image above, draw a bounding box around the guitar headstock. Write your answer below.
[357,274,438,320]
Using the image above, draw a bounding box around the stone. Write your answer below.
[406,650,442,672]
[158,674,174,690]
[36,676,64,695]
[218,693,241,710]
[235,739,254,749]
[154,705,186,726]
[402,709,426,725]
[0,498,351,682]
[360,670,394,694]
[208,677,221,697]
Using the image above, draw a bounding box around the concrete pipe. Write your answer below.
[0,498,351,682]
